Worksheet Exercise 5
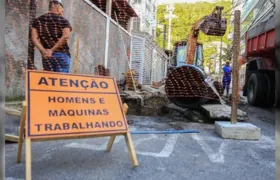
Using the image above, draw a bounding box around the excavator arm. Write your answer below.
[186,6,227,64]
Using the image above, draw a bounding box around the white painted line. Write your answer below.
[132,134,157,147]
[63,128,135,151]
[64,131,179,158]
[64,133,179,158]
[261,135,274,144]
[33,146,57,163]
[192,134,226,163]
[134,134,180,158]
[6,178,25,180]
[195,134,274,145]
[257,144,275,150]
[248,148,261,160]
[248,148,275,168]
[64,136,123,151]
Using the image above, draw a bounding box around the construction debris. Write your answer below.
[94,65,110,76]
[120,85,247,123]
[151,80,165,89]
[121,89,169,116]
[125,69,138,91]
[160,104,210,123]
[199,104,248,121]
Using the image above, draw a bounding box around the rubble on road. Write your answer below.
[121,85,248,123]
[224,94,248,105]
[121,87,169,116]
[160,104,211,123]
[122,84,211,123]
[199,104,248,121]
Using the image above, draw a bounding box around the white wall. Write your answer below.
[129,0,157,37]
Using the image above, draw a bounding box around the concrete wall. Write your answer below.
[5,0,131,100]
[5,0,29,100]
[107,22,130,80]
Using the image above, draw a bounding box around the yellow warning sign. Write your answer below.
[26,70,128,139]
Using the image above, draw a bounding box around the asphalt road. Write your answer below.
[5,105,275,180]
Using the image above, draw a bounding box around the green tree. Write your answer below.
[157,0,232,46]
[203,46,217,73]
[156,0,232,73]
[221,44,233,62]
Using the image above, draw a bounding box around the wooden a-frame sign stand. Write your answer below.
[17,101,138,180]
[18,70,140,180]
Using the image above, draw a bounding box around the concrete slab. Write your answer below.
[141,85,161,94]
[215,121,261,140]
[200,104,248,121]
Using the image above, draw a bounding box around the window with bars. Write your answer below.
[132,17,141,31]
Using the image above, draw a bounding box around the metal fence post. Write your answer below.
[104,17,110,68]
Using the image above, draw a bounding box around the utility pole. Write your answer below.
[163,24,167,49]
[231,10,241,124]
[164,4,177,50]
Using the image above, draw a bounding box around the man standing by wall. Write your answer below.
[31,0,72,73]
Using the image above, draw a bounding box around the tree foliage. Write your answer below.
[203,46,217,73]
[156,0,232,48]
[221,44,233,62]
[156,0,232,73]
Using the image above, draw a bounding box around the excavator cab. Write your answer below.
[171,41,204,69]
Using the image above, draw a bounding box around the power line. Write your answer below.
[246,0,273,30]
[222,0,248,15]
[269,0,275,5]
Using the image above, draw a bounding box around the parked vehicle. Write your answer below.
[241,13,276,108]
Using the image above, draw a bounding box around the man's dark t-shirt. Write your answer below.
[32,13,72,57]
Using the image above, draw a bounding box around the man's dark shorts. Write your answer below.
[42,52,71,73]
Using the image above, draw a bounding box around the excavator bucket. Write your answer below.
[165,65,223,108]
[198,6,227,36]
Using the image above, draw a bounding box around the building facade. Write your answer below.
[128,0,157,37]
[231,0,275,56]
[5,0,137,99]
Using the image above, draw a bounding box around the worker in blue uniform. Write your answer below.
[222,60,232,97]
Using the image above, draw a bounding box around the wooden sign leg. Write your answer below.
[106,135,116,152]
[25,138,32,180]
[121,103,139,167]
[17,101,27,163]
[124,132,138,167]
[106,103,129,152]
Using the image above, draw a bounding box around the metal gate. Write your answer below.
[130,31,168,85]
[130,35,145,84]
